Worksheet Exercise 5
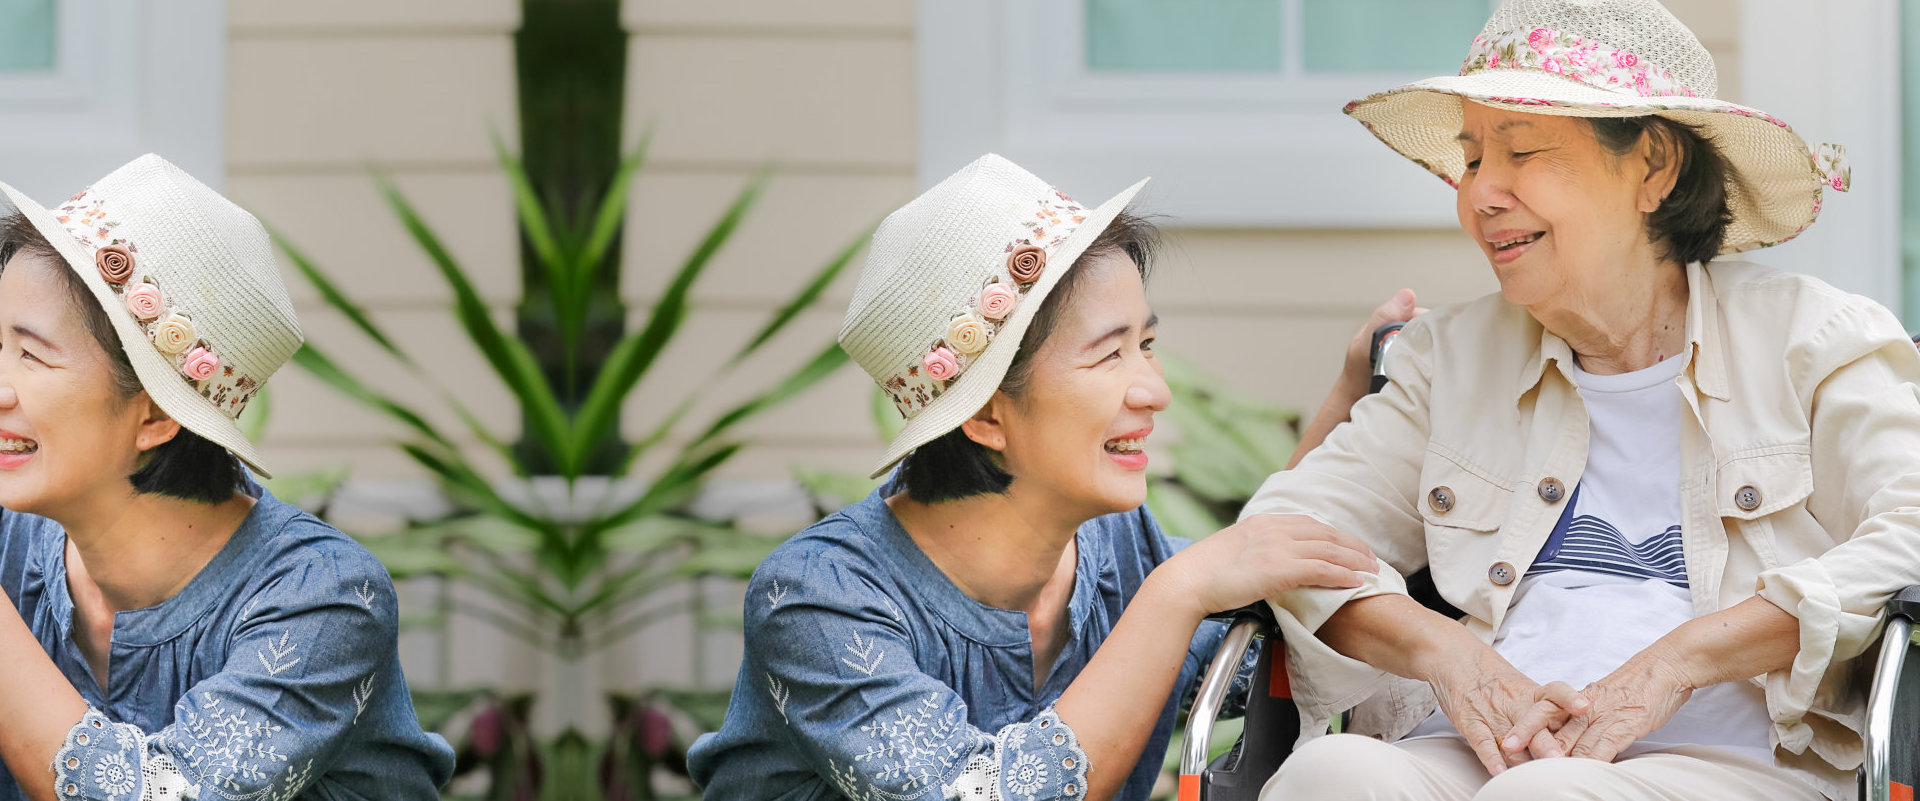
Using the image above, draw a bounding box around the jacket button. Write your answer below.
[1429,486,1454,513]
[1537,477,1565,504]
[1489,561,1516,586]
[1735,485,1761,512]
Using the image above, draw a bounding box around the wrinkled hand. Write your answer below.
[1530,651,1695,763]
[1167,514,1378,617]
[1428,645,1590,776]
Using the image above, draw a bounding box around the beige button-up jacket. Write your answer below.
[1242,260,1920,799]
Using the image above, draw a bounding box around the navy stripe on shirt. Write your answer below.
[1529,487,1687,589]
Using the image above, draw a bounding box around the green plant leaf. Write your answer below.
[491,130,565,274]
[291,345,458,453]
[730,225,868,364]
[686,341,848,452]
[1145,478,1230,542]
[374,172,574,472]
[580,130,653,271]
[572,169,768,463]
[794,467,882,511]
[273,230,415,366]
[262,466,351,511]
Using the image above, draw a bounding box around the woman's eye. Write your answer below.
[1141,338,1156,353]
[20,350,41,365]
[1464,158,1481,171]
[1511,150,1537,159]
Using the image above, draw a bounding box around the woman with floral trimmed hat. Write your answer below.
[686,154,1416,800]
[1242,1,1910,799]
[0,155,454,800]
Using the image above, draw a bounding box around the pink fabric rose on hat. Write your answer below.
[1528,27,1554,54]
[125,283,164,321]
[923,346,960,381]
[182,347,219,381]
[977,283,1018,321]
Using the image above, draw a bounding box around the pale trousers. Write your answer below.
[1259,734,1830,801]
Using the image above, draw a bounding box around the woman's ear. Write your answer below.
[958,392,1011,453]
[1637,127,1684,214]
[134,395,180,453]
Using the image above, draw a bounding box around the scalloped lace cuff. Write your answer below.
[50,708,195,801]
[943,707,1089,801]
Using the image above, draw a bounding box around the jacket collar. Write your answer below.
[1514,261,1730,403]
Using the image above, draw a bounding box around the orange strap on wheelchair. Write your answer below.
[1178,773,1201,801]
[1270,649,1291,698]
[1892,782,1913,801]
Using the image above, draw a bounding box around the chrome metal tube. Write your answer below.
[1181,618,1261,780]
[1863,616,1911,801]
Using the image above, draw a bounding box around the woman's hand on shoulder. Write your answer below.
[1155,514,1377,618]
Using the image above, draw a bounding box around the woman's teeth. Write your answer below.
[1105,438,1144,454]
[1494,232,1543,251]
[0,438,37,454]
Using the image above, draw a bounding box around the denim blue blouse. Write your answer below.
[0,482,454,801]
[688,486,1248,801]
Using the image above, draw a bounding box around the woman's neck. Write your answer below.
[63,490,254,613]
[1533,257,1690,376]
[886,488,1080,614]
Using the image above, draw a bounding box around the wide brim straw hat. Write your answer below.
[1345,0,1850,254]
[0,154,303,478]
[841,154,1147,478]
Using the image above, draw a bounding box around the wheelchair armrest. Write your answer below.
[1888,585,1920,622]
[1206,602,1280,628]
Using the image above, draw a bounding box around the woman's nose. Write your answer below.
[1468,160,1514,215]
[1127,361,1171,412]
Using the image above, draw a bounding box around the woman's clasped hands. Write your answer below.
[1430,639,1700,776]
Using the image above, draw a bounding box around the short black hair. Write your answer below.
[0,211,243,504]
[899,211,1161,504]
[1586,116,1732,267]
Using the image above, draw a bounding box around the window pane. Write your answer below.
[1086,0,1282,73]
[0,0,55,71]
[1302,0,1485,73]
[1904,1,1920,324]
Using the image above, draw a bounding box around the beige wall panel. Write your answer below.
[1661,0,1738,46]
[625,36,914,168]
[623,0,911,33]
[1153,228,1499,315]
[263,308,522,447]
[231,0,519,33]
[622,169,910,304]
[227,38,517,169]
[229,171,520,308]
[257,439,499,485]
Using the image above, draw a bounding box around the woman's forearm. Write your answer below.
[1657,594,1799,690]
[0,595,89,801]
[1053,574,1209,801]
[1318,592,1483,682]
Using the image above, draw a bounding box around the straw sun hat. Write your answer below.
[0,154,303,478]
[1345,0,1850,254]
[841,154,1147,478]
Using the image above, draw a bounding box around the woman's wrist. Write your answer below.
[1139,566,1212,626]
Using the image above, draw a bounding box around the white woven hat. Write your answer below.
[841,154,1147,478]
[0,154,303,478]
[1345,0,1850,254]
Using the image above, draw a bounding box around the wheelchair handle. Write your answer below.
[1180,616,1263,798]
[1368,321,1405,395]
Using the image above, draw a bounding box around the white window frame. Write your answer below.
[0,0,226,201]
[918,0,1495,228]
[1738,0,1902,311]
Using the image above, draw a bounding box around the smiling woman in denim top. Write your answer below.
[0,155,453,800]
[686,154,1413,801]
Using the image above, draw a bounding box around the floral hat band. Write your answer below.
[53,190,257,417]
[880,190,1087,419]
[1464,28,1694,98]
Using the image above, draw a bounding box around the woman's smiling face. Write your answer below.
[984,249,1169,520]
[0,252,154,518]
[1454,102,1662,309]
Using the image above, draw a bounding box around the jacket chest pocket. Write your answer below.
[1716,448,1816,568]
[1419,451,1515,569]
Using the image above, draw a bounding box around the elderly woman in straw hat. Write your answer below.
[1244,0,1911,799]
[686,154,1421,801]
[0,155,453,800]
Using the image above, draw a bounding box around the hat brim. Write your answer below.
[1346,69,1832,253]
[0,182,273,478]
[868,178,1150,478]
